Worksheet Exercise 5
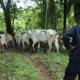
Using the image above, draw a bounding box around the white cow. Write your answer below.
[27,29,59,53]
[22,32,30,50]
[0,34,8,51]
[15,33,22,48]
[6,34,14,47]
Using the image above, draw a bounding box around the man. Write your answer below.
[63,24,80,80]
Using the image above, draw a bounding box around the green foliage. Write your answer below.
[67,6,76,28]
[14,7,41,32]
[0,0,77,33]
[0,12,6,31]
[55,1,64,29]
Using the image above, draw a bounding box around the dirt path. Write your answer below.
[4,50,53,80]
[30,55,53,80]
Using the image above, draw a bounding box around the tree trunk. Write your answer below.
[0,0,14,36]
[63,0,67,34]
[49,0,56,29]
[12,10,16,29]
[42,0,47,29]
[44,0,48,29]
[4,10,14,36]
[74,3,80,24]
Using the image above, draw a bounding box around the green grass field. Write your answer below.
[0,51,69,80]
[0,52,41,80]
[30,51,69,80]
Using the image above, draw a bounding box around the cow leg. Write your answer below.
[18,41,21,49]
[54,39,59,54]
[2,45,4,52]
[22,39,25,50]
[26,39,29,46]
[5,42,8,48]
[22,42,25,50]
[47,41,52,53]
[12,41,14,47]
[38,43,40,49]
[17,41,20,48]
[1,45,4,53]
[32,41,36,51]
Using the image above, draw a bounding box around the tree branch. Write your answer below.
[0,0,5,10]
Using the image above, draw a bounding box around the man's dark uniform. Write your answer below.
[63,25,80,80]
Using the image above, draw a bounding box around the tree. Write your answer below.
[0,0,16,35]
[40,0,47,29]
[11,2,17,29]
[63,0,67,33]
[35,0,48,29]
[44,0,48,29]
[48,0,56,29]
[66,0,80,24]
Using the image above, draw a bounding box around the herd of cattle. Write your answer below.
[0,29,64,54]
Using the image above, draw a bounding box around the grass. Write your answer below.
[0,51,71,80]
[32,51,69,80]
[0,52,41,80]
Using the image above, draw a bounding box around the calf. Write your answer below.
[15,33,22,48]
[0,34,8,52]
[6,34,14,48]
[22,32,29,50]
